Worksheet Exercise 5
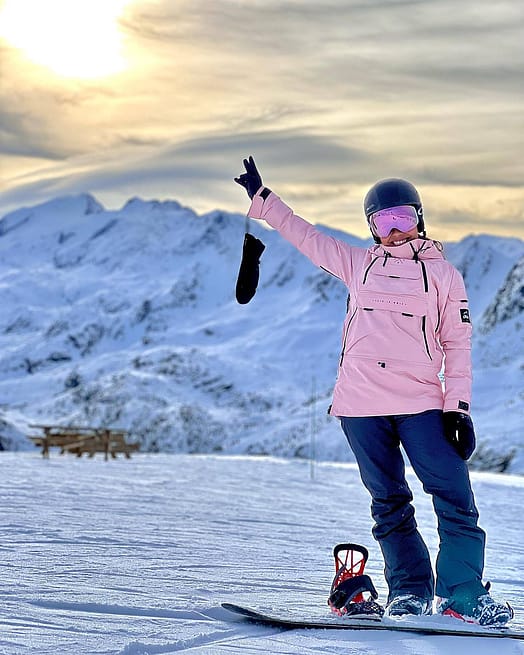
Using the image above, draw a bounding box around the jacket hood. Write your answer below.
[371,238,445,261]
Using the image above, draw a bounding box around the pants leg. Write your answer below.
[341,416,434,602]
[396,410,486,598]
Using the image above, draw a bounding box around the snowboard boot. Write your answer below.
[386,594,433,617]
[437,581,513,626]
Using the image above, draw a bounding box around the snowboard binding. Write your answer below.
[328,543,384,617]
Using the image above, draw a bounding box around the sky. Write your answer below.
[0,0,523,241]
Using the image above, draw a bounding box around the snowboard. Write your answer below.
[222,603,524,640]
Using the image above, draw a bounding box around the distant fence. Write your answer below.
[29,425,140,460]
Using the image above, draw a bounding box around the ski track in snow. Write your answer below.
[0,452,522,655]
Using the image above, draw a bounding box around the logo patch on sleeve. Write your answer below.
[460,308,471,323]
[458,401,470,411]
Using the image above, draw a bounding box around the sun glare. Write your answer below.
[0,0,130,78]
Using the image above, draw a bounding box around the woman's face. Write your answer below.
[379,226,419,247]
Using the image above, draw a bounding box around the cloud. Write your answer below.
[0,117,64,160]
[0,0,522,240]
[0,128,369,207]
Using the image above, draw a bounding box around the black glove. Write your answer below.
[235,233,265,304]
[443,411,476,460]
[234,156,263,199]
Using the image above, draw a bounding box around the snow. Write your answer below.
[0,452,522,654]
[0,194,522,473]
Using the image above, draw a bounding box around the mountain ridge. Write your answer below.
[0,193,522,472]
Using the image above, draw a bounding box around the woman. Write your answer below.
[234,156,512,626]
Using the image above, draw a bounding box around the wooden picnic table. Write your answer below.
[29,424,140,460]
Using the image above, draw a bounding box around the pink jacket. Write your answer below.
[249,189,472,418]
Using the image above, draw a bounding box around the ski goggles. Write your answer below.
[369,205,419,238]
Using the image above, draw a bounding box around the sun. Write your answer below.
[0,0,130,79]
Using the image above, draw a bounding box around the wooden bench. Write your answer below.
[29,425,140,460]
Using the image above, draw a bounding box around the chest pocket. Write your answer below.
[358,258,428,316]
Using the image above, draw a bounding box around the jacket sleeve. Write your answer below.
[248,188,355,284]
[438,266,473,414]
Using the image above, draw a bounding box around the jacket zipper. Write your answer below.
[435,308,441,333]
[419,260,429,292]
[362,256,380,284]
[421,316,432,360]
[339,308,357,367]
[418,260,432,357]
[320,265,340,280]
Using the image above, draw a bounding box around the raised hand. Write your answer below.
[234,156,263,199]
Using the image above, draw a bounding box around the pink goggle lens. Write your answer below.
[370,205,419,238]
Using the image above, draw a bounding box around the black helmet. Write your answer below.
[364,178,425,243]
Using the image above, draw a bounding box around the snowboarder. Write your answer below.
[234,156,513,626]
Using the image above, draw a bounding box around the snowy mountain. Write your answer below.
[0,194,522,472]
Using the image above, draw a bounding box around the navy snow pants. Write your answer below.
[341,410,486,602]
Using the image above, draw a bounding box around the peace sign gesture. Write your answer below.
[234,156,263,199]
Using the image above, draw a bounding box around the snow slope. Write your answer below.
[0,452,522,655]
[0,194,522,472]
